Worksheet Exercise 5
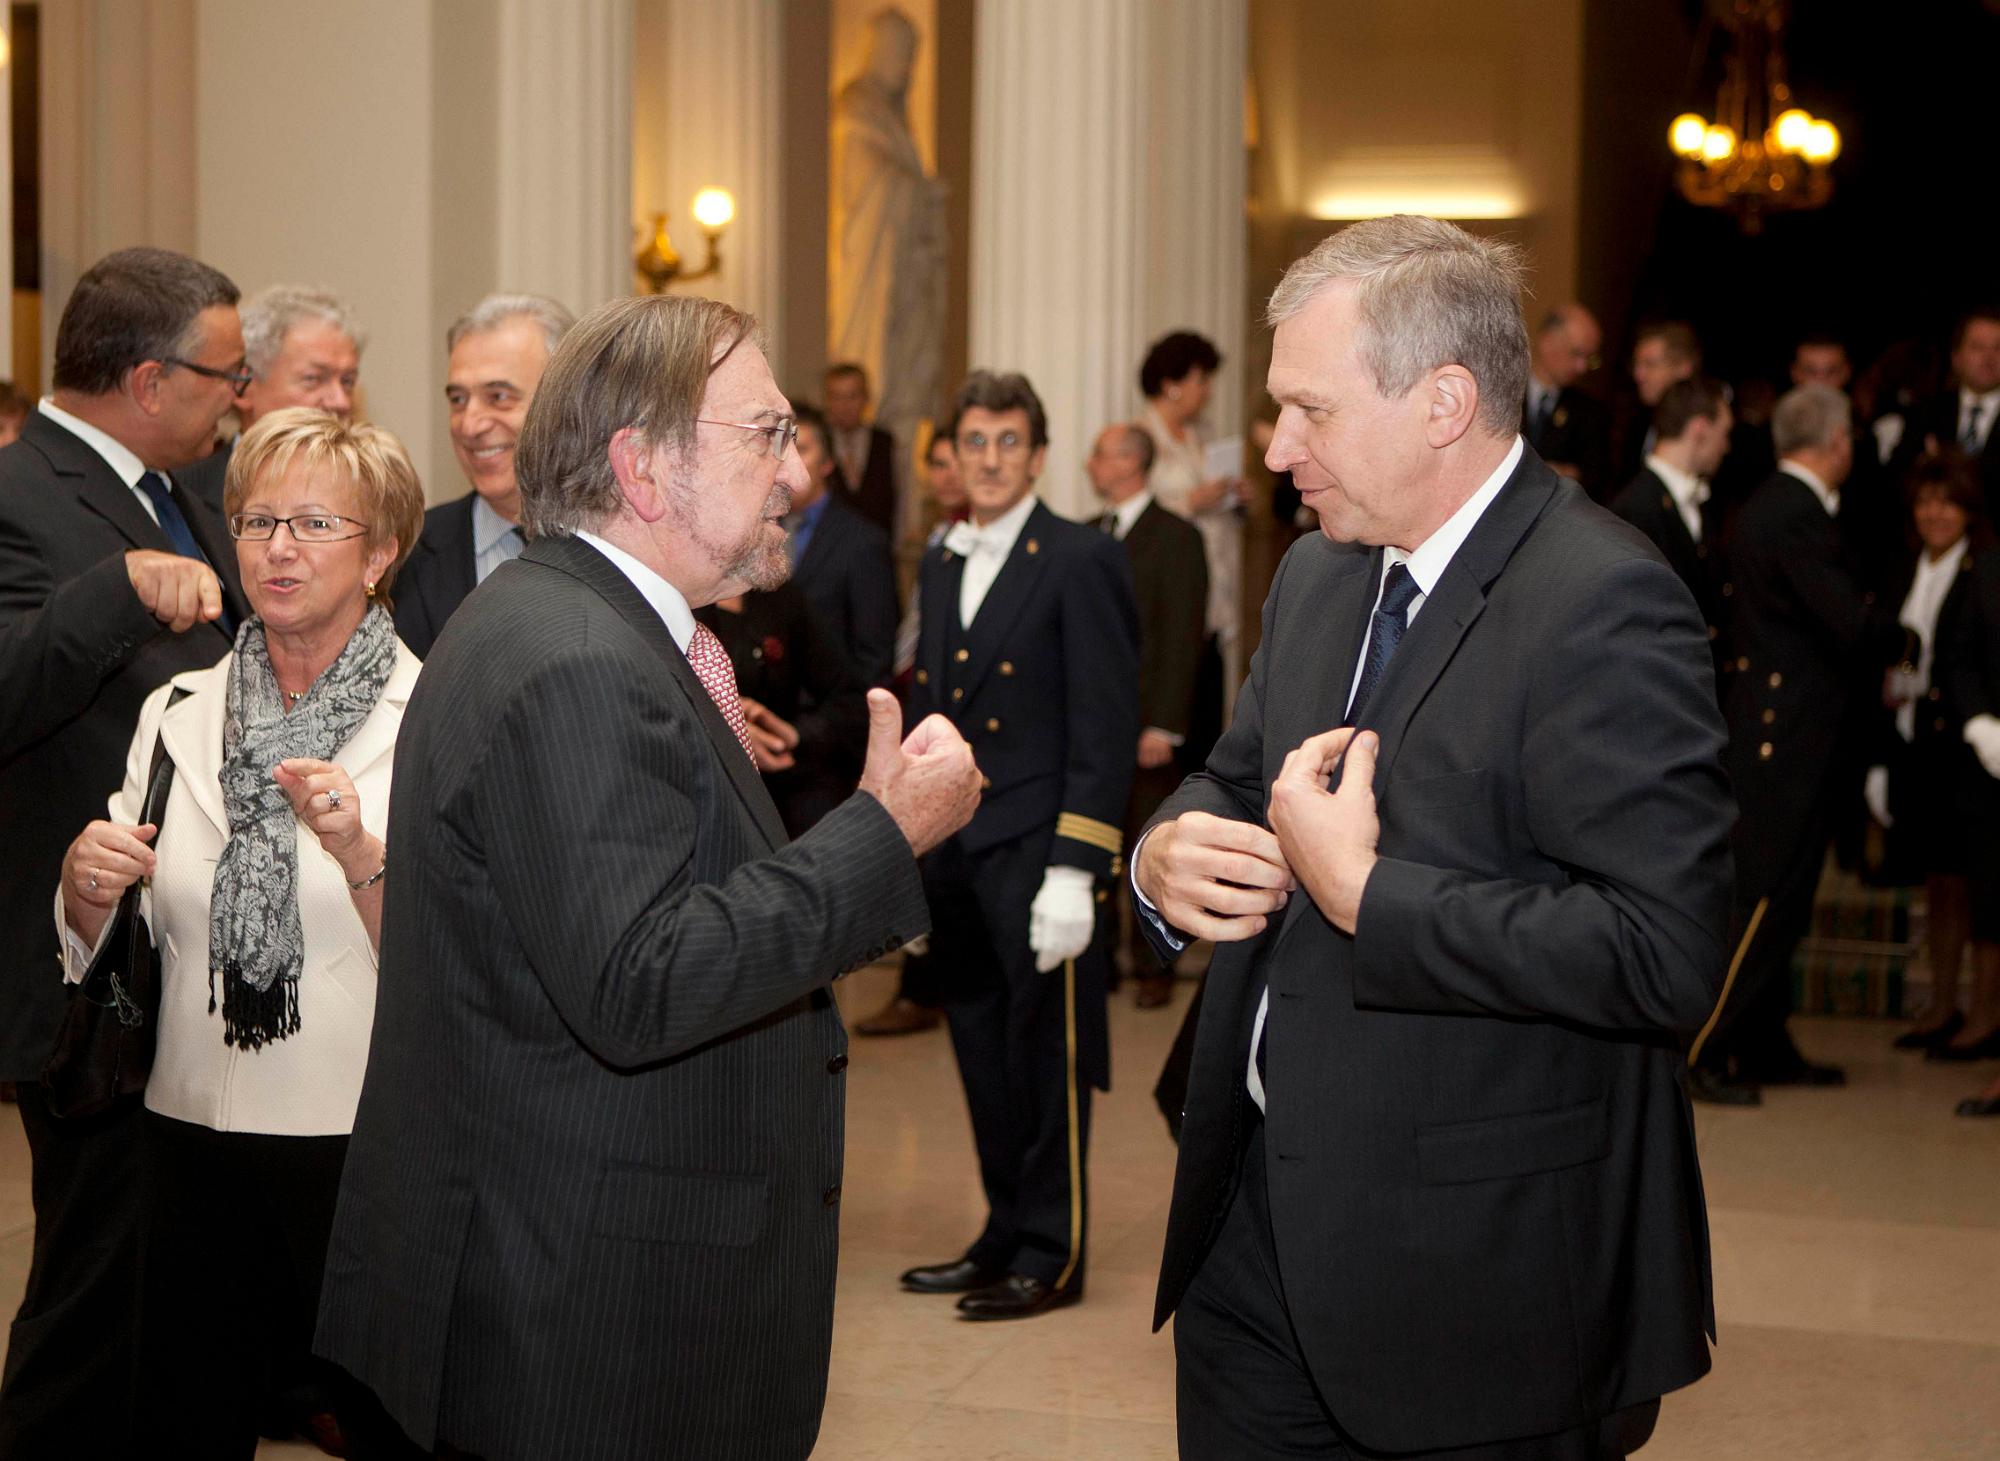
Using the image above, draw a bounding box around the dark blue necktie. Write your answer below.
[1256,561,1421,1092]
[135,471,207,564]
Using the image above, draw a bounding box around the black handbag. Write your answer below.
[41,688,190,1119]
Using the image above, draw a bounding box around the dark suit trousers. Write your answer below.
[927,833,1095,1288]
[1177,1119,1661,1460]
[136,1113,350,1459]
[0,1084,143,1460]
[1700,816,1832,1072]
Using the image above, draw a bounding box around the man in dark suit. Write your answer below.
[1890,307,2000,522]
[788,402,900,687]
[1691,384,1876,1106]
[1135,216,1732,1458]
[0,246,251,1456]
[1611,376,1734,678]
[178,283,365,515]
[392,293,574,657]
[1085,420,1208,1008]
[898,372,1139,1322]
[314,295,980,1460]
[1615,320,1701,483]
[823,360,898,535]
[1523,303,1613,500]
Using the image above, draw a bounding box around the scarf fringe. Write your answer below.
[210,959,301,1051]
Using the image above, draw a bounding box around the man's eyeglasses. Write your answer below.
[957,430,1030,457]
[162,357,255,392]
[696,416,798,460]
[228,513,372,543]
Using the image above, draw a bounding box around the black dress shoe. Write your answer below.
[1928,1028,2000,1063]
[1687,1065,1762,1106]
[1955,1095,2000,1117]
[955,1273,1082,1321]
[1745,1058,1846,1087]
[1893,1010,1963,1050]
[899,1257,1006,1294]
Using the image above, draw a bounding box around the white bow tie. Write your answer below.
[943,521,1005,558]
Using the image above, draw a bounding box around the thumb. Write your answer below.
[1334,730,1379,796]
[863,688,904,770]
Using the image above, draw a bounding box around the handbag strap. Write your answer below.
[136,686,193,830]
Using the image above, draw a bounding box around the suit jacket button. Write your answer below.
[915,669,929,684]
[999,661,1014,676]
[1928,687,1943,701]
[1762,708,1776,725]
[986,718,1000,732]
[827,1054,849,1074]
[955,648,970,662]
[1759,741,1774,760]
[1722,582,1734,596]
[1736,656,1751,672]
[1768,672,1783,689]
[951,687,964,701]
[823,1185,842,1206]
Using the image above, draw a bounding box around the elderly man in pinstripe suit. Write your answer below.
[314,295,982,1461]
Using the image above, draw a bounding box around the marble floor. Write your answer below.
[2,967,1997,1458]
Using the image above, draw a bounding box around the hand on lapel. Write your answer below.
[1131,810,1293,944]
[1267,727,1381,935]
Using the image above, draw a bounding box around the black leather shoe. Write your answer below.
[1745,1059,1846,1087]
[1688,1066,1762,1106]
[1893,1010,1963,1050]
[900,1258,1006,1294]
[955,1273,1082,1321]
[1955,1095,2000,1117]
[1928,1028,2000,1063]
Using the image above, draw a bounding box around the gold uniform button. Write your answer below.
[1707,625,1719,641]
[1928,687,1942,702]
[954,648,969,663]
[1758,741,1774,760]
[1768,672,1782,689]
[951,687,963,701]
[1762,709,1775,725]
[986,718,1000,732]
[1722,582,1735,597]
[915,669,929,684]
[1736,656,1751,672]
[999,661,1014,676]
[1025,538,1040,554]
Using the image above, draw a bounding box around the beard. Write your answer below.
[672,479,793,592]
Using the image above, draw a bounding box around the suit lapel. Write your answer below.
[524,536,788,850]
[959,501,1055,695]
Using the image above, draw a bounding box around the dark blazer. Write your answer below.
[1145,452,1732,1454]
[178,437,233,517]
[789,494,899,687]
[906,500,1140,877]
[391,494,479,659]
[0,411,248,1078]
[1722,469,1878,895]
[314,535,930,1460]
[1121,499,1209,739]
[1524,385,1613,501]
[1876,544,1983,871]
[1610,466,1730,667]
[830,424,897,535]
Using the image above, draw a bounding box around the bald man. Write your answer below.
[1523,304,1612,499]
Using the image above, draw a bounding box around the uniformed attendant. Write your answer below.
[1610,376,1735,688]
[899,371,1139,1320]
[1691,383,1883,1105]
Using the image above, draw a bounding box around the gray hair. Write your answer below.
[447,292,576,357]
[1771,383,1851,455]
[240,284,365,378]
[1266,215,1530,436]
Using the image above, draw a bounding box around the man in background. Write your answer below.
[393,293,574,657]
[789,401,900,688]
[1617,320,1701,480]
[824,360,898,535]
[1523,304,1612,499]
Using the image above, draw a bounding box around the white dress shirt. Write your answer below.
[1779,459,1839,517]
[1136,437,1525,1113]
[1105,489,1153,541]
[37,398,162,524]
[575,530,696,653]
[472,495,526,586]
[1643,453,1710,544]
[1897,536,1969,742]
[1959,387,2000,453]
[943,491,1038,627]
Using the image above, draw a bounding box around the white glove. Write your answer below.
[1863,766,1892,830]
[1029,865,1097,973]
[1966,714,2000,780]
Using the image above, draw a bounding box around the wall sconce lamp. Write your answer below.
[635,188,736,292]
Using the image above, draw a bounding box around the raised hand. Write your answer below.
[125,550,225,633]
[1266,726,1381,934]
[273,757,379,883]
[857,688,981,857]
[739,696,800,773]
[1134,809,1294,945]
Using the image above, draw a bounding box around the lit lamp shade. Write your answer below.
[1801,121,1841,164]
[1772,108,1814,154]
[1701,125,1738,164]
[1670,113,1710,159]
[692,187,736,232]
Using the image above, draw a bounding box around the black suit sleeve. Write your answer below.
[1948,555,2000,723]
[790,596,867,768]
[1141,525,1209,739]
[1353,554,1733,1035]
[0,516,164,761]
[1050,536,1141,875]
[479,645,929,1069]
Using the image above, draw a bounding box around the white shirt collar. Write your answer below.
[1961,386,2000,415]
[1108,489,1153,540]
[37,398,148,488]
[471,494,521,555]
[1644,453,1710,512]
[945,490,1038,558]
[1388,435,1525,601]
[573,530,696,652]
[1779,458,1839,516]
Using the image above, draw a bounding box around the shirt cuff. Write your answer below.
[53,888,115,986]
[1129,826,1187,952]
[1143,727,1186,747]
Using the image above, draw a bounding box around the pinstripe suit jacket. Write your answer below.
[315,535,929,1460]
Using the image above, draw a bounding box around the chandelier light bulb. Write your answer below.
[692,187,736,232]
[1772,108,1814,154]
[1701,125,1738,164]
[1670,113,1710,159]
[1801,121,1840,164]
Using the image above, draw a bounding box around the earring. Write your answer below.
[365,582,377,598]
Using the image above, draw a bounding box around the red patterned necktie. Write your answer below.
[686,622,757,766]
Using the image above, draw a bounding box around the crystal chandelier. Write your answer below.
[1666,0,1841,233]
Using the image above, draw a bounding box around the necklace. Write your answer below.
[286,690,305,704]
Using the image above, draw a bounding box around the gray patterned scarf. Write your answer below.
[209,605,396,1049]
